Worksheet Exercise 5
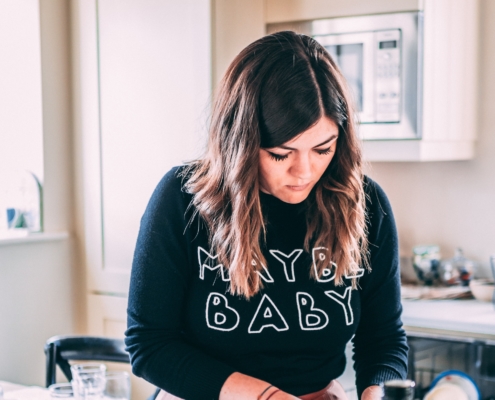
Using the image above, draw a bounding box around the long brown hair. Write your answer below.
[183,31,369,299]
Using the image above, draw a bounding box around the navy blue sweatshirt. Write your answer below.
[125,167,408,399]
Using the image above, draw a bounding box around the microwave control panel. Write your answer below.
[375,29,401,123]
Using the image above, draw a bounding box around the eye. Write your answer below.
[268,152,289,162]
[315,147,332,155]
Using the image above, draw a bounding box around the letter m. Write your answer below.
[198,247,230,282]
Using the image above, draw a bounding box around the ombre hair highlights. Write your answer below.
[183,31,369,299]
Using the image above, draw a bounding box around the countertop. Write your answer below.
[402,299,495,342]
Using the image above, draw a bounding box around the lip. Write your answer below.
[286,183,310,191]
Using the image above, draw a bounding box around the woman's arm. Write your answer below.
[126,169,300,400]
[220,373,299,400]
[352,179,409,398]
[126,169,236,399]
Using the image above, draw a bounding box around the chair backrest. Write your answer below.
[44,335,130,387]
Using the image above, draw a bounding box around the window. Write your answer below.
[0,0,44,233]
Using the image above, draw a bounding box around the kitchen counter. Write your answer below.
[0,380,26,393]
[402,299,495,341]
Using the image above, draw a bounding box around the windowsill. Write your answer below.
[0,230,69,246]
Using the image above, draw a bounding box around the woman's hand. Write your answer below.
[219,372,299,400]
[361,385,382,400]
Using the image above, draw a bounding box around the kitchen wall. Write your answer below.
[365,0,495,277]
[0,0,80,386]
[212,0,265,86]
[0,238,76,385]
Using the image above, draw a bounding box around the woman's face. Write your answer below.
[259,116,339,204]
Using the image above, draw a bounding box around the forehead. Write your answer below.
[281,117,339,148]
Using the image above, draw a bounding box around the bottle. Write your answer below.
[412,245,441,285]
[440,248,476,286]
[381,380,415,400]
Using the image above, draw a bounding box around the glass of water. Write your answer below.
[71,363,107,399]
[103,371,131,400]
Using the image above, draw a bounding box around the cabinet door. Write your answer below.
[73,0,211,295]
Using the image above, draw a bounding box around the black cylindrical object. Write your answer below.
[381,380,416,400]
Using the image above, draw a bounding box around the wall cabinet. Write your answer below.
[265,0,422,23]
[215,0,480,161]
[365,0,479,161]
[73,0,211,300]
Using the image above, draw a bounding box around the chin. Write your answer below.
[276,189,311,204]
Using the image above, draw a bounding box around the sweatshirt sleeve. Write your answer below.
[352,178,409,397]
[125,168,237,400]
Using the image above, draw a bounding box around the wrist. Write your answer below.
[271,390,299,400]
[263,388,280,400]
[260,386,298,400]
[258,385,275,400]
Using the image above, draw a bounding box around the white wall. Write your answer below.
[365,0,495,278]
[41,0,76,235]
[0,0,80,387]
[213,0,265,86]
[0,0,44,182]
[0,238,76,386]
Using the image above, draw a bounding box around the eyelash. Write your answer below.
[268,152,289,162]
[268,148,332,161]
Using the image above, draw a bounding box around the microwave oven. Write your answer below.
[267,12,424,140]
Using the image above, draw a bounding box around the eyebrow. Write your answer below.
[276,134,339,151]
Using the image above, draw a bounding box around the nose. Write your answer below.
[290,153,312,181]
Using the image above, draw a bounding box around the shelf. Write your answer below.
[0,231,69,246]
[363,139,476,162]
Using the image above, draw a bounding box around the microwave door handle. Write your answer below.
[360,33,376,124]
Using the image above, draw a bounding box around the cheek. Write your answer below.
[315,153,335,176]
[258,156,271,186]
[259,158,289,189]
[260,161,284,183]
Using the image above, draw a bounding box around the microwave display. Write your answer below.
[379,40,397,49]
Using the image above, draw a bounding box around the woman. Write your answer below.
[125,31,408,400]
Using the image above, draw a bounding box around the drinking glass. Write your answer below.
[71,363,107,399]
[103,371,131,400]
[49,383,74,398]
